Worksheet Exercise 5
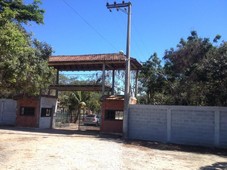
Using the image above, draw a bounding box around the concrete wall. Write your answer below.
[0,99,17,125]
[220,111,227,148]
[128,105,227,148]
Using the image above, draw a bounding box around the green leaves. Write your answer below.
[139,31,227,106]
[0,0,54,97]
[0,0,44,24]
[58,90,101,123]
[139,53,166,104]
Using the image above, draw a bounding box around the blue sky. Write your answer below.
[25,0,227,62]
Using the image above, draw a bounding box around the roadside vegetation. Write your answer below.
[139,31,227,106]
[0,0,55,97]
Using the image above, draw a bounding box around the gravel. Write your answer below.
[0,127,226,170]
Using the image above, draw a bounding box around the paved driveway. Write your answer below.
[0,127,226,170]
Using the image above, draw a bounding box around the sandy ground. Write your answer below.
[0,126,226,170]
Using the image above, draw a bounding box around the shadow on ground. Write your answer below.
[200,162,227,170]
[0,125,122,140]
[123,140,227,158]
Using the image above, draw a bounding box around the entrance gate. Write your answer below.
[48,53,141,132]
[54,111,70,128]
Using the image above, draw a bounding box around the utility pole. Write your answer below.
[106,1,131,138]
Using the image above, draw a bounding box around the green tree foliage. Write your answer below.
[139,31,227,106]
[58,75,102,122]
[195,41,227,105]
[86,92,102,113]
[0,0,44,24]
[139,53,166,104]
[58,90,101,122]
[0,0,54,97]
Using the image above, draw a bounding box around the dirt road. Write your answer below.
[0,127,226,170]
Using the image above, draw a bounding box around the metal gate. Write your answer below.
[54,111,70,128]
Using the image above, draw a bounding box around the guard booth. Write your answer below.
[100,95,137,134]
[15,95,57,128]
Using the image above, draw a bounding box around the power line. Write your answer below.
[105,2,149,60]
[131,23,147,59]
[61,0,118,51]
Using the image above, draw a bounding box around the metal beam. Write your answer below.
[106,1,131,9]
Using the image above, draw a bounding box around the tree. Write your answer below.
[139,53,167,104]
[163,31,214,105]
[0,0,54,97]
[195,41,227,106]
[140,31,227,106]
[58,90,101,123]
[0,0,44,24]
[68,91,88,122]
[86,92,101,113]
[163,31,227,106]
[57,74,102,122]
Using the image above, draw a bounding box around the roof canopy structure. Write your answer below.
[48,53,141,95]
[48,53,142,71]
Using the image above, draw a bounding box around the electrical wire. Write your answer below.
[131,21,151,60]
[131,24,147,59]
[61,0,149,60]
[115,4,149,60]
[61,0,118,51]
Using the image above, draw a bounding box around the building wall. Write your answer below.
[101,120,123,133]
[0,99,17,125]
[128,105,227,148]
[16,97,40,127]
[101,98,124,134]
[39,97,57,128]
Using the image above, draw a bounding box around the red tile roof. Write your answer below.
[48,53,142,71]
[49,53,126,62]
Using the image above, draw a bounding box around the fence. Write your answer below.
[128,105,227,148]
[53,111,70,128]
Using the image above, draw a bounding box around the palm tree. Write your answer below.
[68,91,90,123]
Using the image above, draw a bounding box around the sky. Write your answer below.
[25,0,227,62]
